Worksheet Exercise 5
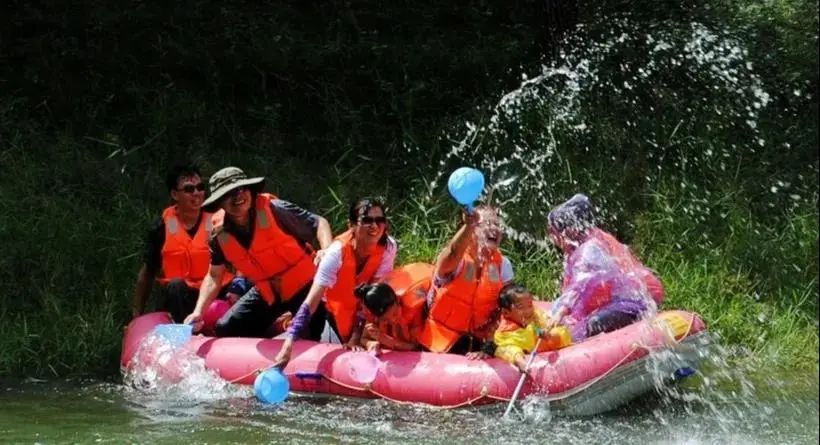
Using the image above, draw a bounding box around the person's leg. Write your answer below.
[163,278,198,323]
[585,308,640,337]
[214,287,274,337]
[447,335,473,355]
[318,305,342,343]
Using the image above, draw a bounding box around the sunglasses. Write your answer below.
[359,216,387,225]
[221,186,248,202]
[178,183,206,193]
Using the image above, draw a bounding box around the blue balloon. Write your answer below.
[254,368,290,404]
[153,324,192,347]
[447,167,485,212]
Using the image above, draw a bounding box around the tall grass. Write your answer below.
[0,0,816,377]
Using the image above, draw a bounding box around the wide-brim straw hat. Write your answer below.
[202,166,266,211]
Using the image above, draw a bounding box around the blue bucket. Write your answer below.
[153,324,193,347]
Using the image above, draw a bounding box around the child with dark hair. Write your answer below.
[493,283,572,372]
[354,282,425,354]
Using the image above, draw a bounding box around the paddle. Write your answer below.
[447,167,485,214]
[502,337,542,419]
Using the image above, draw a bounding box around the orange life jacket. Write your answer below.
[372,263,433,346]
[215,193,316,305]
[158,206,224,289]
[324,229,386,341]
[418,251,505,352]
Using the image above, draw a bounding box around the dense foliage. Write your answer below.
[0,0,816,376]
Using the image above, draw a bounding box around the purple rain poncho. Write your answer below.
[551,228,665,341]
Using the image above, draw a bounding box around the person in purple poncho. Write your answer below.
[546,194,665,341]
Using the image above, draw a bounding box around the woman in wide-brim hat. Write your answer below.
[201,166,266,212]
[184,166,334,339]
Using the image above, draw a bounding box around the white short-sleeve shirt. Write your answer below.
[314,235,398,288]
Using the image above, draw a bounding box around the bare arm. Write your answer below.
[184,265,225,331]
[434,213,476,279]
[315,216,333,250]
[132,263,155,319]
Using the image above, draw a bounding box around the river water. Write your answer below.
[1,368,817,445]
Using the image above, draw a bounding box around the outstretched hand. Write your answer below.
[344,340,364,352]
[313,249,327,266]
[272,338,294,370]
[183,312,204,334]
[466,351,490,360]
[461,209,479,228]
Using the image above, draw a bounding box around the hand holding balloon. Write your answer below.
[447,167,485,214]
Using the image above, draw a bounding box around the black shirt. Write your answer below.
[209,197,321,267]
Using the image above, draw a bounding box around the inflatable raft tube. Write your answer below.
[122,264,708,415]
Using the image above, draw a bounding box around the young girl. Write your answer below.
[354,283,426,353]
[494,283,572,372]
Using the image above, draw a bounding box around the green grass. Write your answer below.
[0,0,817,377]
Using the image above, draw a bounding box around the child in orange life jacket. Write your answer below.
[354,283,425,354]
[493,283,572,372]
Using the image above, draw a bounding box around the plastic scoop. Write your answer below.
[152,323,192,347]
[447,167,485,213]
[254,368,290,404]
[347,351,382,385]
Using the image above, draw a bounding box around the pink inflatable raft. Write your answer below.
[122,267,709,416]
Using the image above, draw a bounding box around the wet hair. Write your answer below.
[547,193,596,241]
[498,282,529,309]
[354,283,397,317]
[166,162,202,192]
[349,197,389,245]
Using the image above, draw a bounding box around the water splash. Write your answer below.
[414,19,798,247]
[122,332,250,402]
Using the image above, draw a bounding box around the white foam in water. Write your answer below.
[123,332,251,402]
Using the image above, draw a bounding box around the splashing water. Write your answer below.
[122,332,250,402]
[412,19,796,246]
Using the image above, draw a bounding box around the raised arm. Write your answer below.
[434,211,477,279]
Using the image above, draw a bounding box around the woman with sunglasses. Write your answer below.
[273,197,398,367]
[131,162,238,322]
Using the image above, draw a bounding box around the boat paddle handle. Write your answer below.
[502,338,542,419]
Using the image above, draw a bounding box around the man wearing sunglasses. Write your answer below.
[132,162,236,322]
[184,166,334,339]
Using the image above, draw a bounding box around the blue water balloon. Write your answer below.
[153,324,192,347]
[447,167,485,212]
[254,368,290,404]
